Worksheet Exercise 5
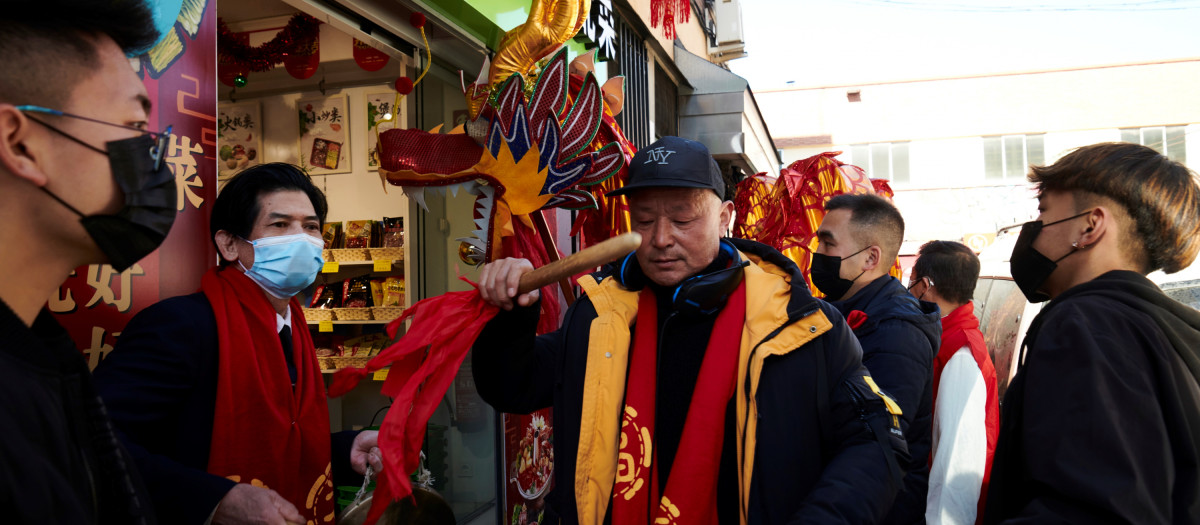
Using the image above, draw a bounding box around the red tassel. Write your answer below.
[340,279,500,524]
[328,367,371,397]
[649,0,691,40]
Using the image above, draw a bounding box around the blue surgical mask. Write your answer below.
[239,233,325,299]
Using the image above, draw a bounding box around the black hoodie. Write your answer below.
[985,270,1200,524]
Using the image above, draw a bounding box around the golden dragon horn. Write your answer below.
[488,0,590,88]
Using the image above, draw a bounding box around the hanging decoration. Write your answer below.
[650,0,690,40]
[730,152,902,295]
[353,39,391,72]
[217,30,249,88]
[216,13,321,80]
[283,27,320,80]
[372,11,431,148]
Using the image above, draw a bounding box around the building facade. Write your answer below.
[756,58,1200,250]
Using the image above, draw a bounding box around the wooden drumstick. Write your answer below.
[517,232,642,294]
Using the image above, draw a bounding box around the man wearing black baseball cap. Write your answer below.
[472,136,908,524]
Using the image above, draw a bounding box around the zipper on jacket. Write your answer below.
[737,302,822,503]
[63,373,101,521]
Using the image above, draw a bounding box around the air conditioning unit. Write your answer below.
[713,0,744,46]
[708,0,745,63]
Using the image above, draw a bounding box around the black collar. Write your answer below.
[0,298,79,373]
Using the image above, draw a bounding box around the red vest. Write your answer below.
[932,302,1000,524]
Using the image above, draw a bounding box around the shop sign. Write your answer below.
[582,0,616,61]
[52,0,218,370]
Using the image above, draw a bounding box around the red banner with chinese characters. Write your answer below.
[51,0,217,370]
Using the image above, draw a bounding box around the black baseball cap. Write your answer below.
[607,136,725,200]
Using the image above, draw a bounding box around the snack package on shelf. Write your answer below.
[369,279,385,307]
[341,333,389,357]
[370,220,383,248]
[345,220,372,249]
[310,283,341,309]
[313,335,344,358]
[364,334,388,357]
[382,277,405,307]
[321,223,343,249]
[342,276,373,308]
[382,217,404,248]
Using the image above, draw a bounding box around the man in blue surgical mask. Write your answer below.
[94,163,382,525]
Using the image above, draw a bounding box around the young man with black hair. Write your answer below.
[0,2,172,522]
[93,164,382,525]
[985,143,1200,524]
[814,193,941,525]
[473,136,910,524]
[909,241,998,525]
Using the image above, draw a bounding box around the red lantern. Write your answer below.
[353,39,390,72]
[284,30,320,80]
[410,12,426,29]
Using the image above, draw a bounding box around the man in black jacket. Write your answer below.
[985,142,1200,524]
[474,136,908,524]
[0,3,169,523]
[813,194,941,525]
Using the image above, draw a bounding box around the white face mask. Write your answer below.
[238,233,325,299]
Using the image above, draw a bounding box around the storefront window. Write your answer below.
[410,57,501,523]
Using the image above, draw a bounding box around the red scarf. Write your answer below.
[201,267,334,524]
[933,302,999,524]
[612,282,746,525]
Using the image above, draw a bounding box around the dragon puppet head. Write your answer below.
[377,47,627,264]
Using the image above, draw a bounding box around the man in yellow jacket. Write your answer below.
[474,136,909,524]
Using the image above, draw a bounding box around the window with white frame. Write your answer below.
[1121,125,1186,163]
[850,142,909,183]
[984,134,1044,181]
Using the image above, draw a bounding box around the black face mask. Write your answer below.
[1009,210,1091,303]
[811,246,869,301]
[26,113,177,271]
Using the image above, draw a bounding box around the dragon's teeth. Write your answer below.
[411,188,429,212]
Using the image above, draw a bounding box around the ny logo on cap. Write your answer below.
[643,147,675,165]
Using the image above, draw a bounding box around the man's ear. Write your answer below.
[862,244,883,272]
[1078,206,1109,248]
[718,199,734,234]
[213,230,240,264]
[0,105,48,187]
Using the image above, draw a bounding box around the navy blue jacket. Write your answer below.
[474,239,909,524]
[832,275,941,525]
[92,293,359,525]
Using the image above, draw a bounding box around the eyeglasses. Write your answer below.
[907,276,934,290]
[15,105,173,171]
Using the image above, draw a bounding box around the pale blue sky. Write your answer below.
[728,0,1200,90]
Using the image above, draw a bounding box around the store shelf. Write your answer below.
[306,320,393,325]
[326,259,402,267]
[321,367,389,380]
[320,259,404,275]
